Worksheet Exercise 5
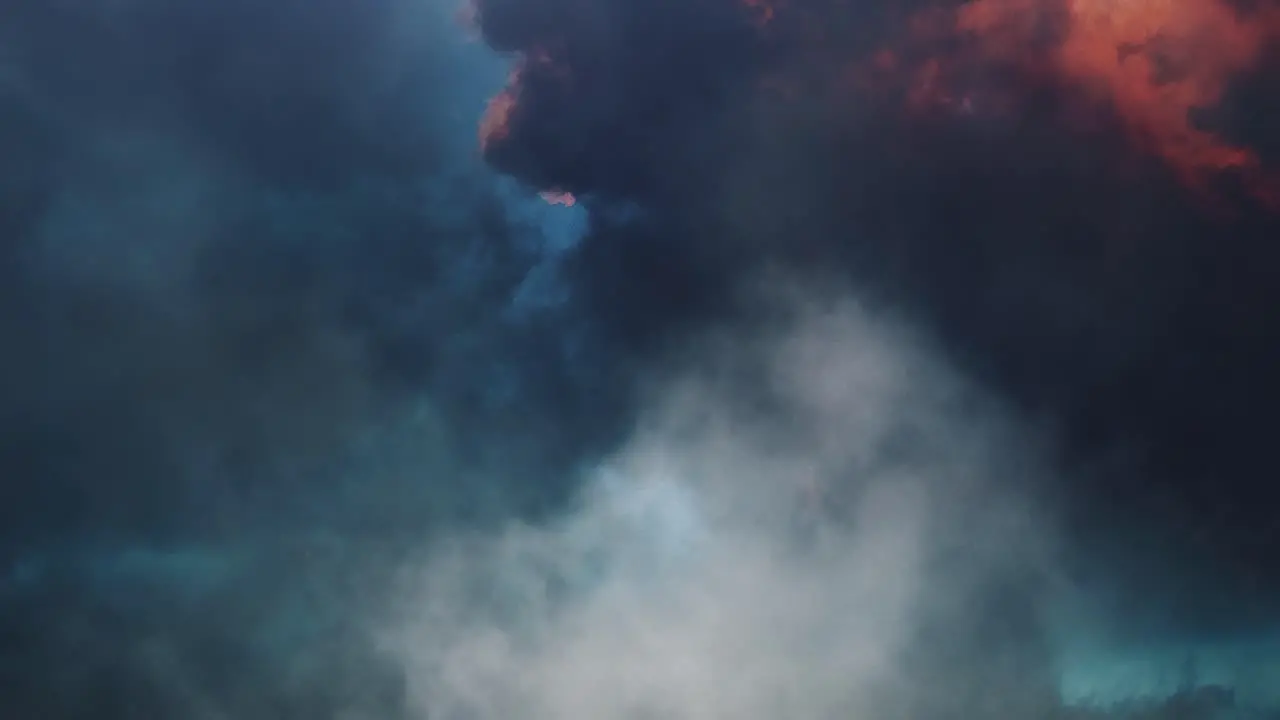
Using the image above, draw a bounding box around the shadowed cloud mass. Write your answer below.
[470,0,1280,621]
[2,0,1280,716]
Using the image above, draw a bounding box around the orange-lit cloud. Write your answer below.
[540,190,578,206]
[968,0,1278,198]
[479,47,573,154]
[487,0,1280,207]
[479,80,517,151]
[862,0,1280,205]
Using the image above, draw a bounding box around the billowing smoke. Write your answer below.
[466,0,1280,639]
[0,0,614,716]
[3,0,1280,715]
[0,0,613,549]
[389,296,1066,720]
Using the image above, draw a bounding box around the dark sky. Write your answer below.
[0,2,604,715]
[0,0,608,551]
[2,0,1280,716]
[469,0,1280,624]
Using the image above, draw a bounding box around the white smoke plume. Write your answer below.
[384,291,1068,720]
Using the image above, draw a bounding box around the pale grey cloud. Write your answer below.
[386,292,1065,720]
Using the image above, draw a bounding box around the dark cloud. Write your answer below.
[0,1,636,715]
[5,0,1280,714]
[0,0,608,543]
[470,0,1280,627]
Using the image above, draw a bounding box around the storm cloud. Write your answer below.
[468,0,1280,626]
[3,0,1280,716]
